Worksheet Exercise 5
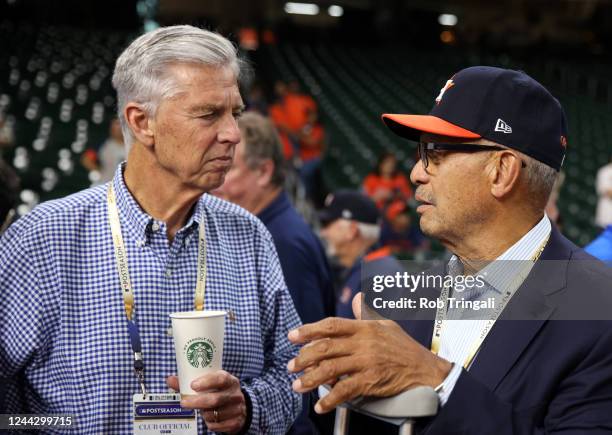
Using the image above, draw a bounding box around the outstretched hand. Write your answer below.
[287,292,451,413]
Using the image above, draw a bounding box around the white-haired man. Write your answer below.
[0,25,301,434]
[287,66,612,433]
[318,190,403,318]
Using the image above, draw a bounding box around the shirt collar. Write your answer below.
[448,215,552,294]
[111,163,205,242]
[495,214,552,261]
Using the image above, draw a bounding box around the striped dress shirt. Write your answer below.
[437,215,552,405]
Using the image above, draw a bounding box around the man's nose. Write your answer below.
[410,159,430,185]
[218,115,241,145]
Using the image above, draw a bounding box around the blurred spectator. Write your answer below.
[0,115,15,152]
[269,81,296,160]
[245,82,268,115]
[585,225,612,263]
[319,190,403,318]
[298,109,325,200]
[380,200,430,255]
[238,27,259,50]
[80,118,126,183]
[299,109,325,162]
[285,79,317,134]
[213,111,334,435]
[595,156,612,228]
[269,79,319,161]
[214,111,334,323]
[0,158,19,235]
[363,152,413,209]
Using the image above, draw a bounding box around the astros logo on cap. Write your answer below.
[435,79,455,104]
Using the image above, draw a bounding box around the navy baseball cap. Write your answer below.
[318,190,380,226]
[382,66,568,171]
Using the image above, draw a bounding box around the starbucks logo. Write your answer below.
[185,338,215,368]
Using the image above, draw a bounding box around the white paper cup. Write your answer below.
[169,310,226,396]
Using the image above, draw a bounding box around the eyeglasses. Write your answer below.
[417,142,527,169]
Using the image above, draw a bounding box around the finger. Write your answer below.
[181,387,242,410]
[293,355,359,393]
[202,402,245,424]
[305,367,338,388]
[304,364,318,374]
[314,376,364,414]
[203,404,247,433]
[326,377,338,387]
[288,338,354,373]
[288,317,360,344]
[166,375,179,392]
[191,370,237,392]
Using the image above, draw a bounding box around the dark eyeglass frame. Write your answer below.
[418,142,527,169]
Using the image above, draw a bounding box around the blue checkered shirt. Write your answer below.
[0,165,302,434]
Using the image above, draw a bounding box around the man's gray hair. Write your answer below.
[518,151,558,208]
[112,25,247,149]
[238,112,286,187]
[337,219,381,243]
[356,222,381,243]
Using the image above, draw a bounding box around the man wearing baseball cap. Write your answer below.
[287,66,612,433]
[319,190,403,319]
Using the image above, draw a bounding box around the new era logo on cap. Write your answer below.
[494,118,512,134]
[381,66,568,171]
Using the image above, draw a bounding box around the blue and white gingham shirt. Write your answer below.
[0,164,302,434]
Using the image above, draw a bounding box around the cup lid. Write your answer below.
[169,310,227,319]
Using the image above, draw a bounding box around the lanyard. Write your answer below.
[107,184,208,396]
[430,235,549,369]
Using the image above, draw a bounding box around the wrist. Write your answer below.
[233,388,252,435]
[431,357,453,388]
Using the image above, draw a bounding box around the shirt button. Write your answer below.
[165,269,172,277]
[166,327,173,336]
[136,240,144,247]
[151,222,160,232]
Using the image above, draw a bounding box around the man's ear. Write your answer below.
[490,151,522,199]
[124,103,155,147]
[256,159,275,187]
[346,220,360,241]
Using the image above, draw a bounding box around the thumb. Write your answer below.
[166,375,180,392]
[352,292,363,319]
[352,292,387,320]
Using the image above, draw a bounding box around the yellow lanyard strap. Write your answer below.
[107,183,208,318]
[431,235,550,369]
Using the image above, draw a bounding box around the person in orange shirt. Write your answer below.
[269,81,295,160]
[362,152,413,209]
[285,80,317,133]
[298,109,326,202]
[299,109,325,162]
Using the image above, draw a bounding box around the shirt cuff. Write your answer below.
[239,385,260,434]
[436,363,462,406]
[235,388,254,435]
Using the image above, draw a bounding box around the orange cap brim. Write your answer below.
[382,114,481,141]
